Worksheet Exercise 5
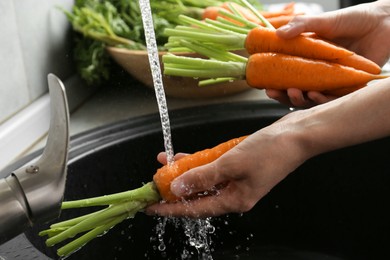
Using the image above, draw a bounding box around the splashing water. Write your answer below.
[138,0,174,165]
[139,0,216,258]
[182,217,214,260]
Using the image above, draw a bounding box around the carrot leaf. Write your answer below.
[39,182,159,258]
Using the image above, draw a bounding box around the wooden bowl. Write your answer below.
[106,47,251,98]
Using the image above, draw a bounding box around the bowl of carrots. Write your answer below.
[106,47,251,99]
[105,1,308,99]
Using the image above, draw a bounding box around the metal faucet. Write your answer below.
[0,74,70,244]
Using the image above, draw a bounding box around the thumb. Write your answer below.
[275,16,308,38]
[170,162,226,197]
[276,15,330,39]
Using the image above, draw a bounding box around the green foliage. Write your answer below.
[62,0,263,85]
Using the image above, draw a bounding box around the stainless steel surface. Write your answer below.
[0,74,69,244]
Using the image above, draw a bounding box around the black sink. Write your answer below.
[1,101,390,260]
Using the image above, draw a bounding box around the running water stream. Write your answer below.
[138,0,174,165]
[138,0,214,258]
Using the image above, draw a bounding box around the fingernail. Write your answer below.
[277,23,293,32]
[171,179,186,196]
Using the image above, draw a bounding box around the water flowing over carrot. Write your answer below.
[38,135,247,257]
[154,135,247,201]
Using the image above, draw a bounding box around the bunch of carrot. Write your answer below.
[163,0,387,96]
[39,135,247,257]
[202,1,300,28]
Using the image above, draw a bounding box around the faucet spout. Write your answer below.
[0,74,70,244]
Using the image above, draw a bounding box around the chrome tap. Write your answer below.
[0,74,69,244]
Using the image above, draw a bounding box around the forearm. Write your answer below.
[292,77,390,158]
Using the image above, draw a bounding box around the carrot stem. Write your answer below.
[61,182,159,209]
[239,0,274,29]
[179,39,247,62]
[50,209,107,229]
[205,18,251,34]
[57,214,127,257]
[199,77,239,86]
[39,182,159,257]
[164,27,246,49]
[163,54,246,79]
[178,14,240,35]
[218,9,259,29]
[46,201,146,247]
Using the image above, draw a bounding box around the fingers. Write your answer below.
[307,91,337,104]
[170,162,225,198]
[146,190,232,218]
[157,152,189,165]
[145,182,262,218]
[266,88,328,108]
[265,89,293,107]
[276,14,334,39]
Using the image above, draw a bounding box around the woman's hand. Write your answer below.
[146,112,310,218]
[276,1,390,66]
[266,1,390,108]
[146,77,390,218]
[265,88,337,108]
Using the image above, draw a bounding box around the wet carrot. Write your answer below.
[245,53,386,91]
[245,26,354,60]
[153,135,247,201]
[40,134,248,256]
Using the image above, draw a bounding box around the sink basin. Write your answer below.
[1,101,389,260]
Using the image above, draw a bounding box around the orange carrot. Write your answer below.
[39,134,249,256]
[220,2,260,23]
[267,14,303,28]
[202,3,260,26]
[202,2,298,26]
[202,6,226,21]
[245,52,386,91]
[250,27,382,74]
[260,2,296,18]
[153,135,247,201]
[332,53,382,75]
[245,26,354,61]
[202,9,379,74]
